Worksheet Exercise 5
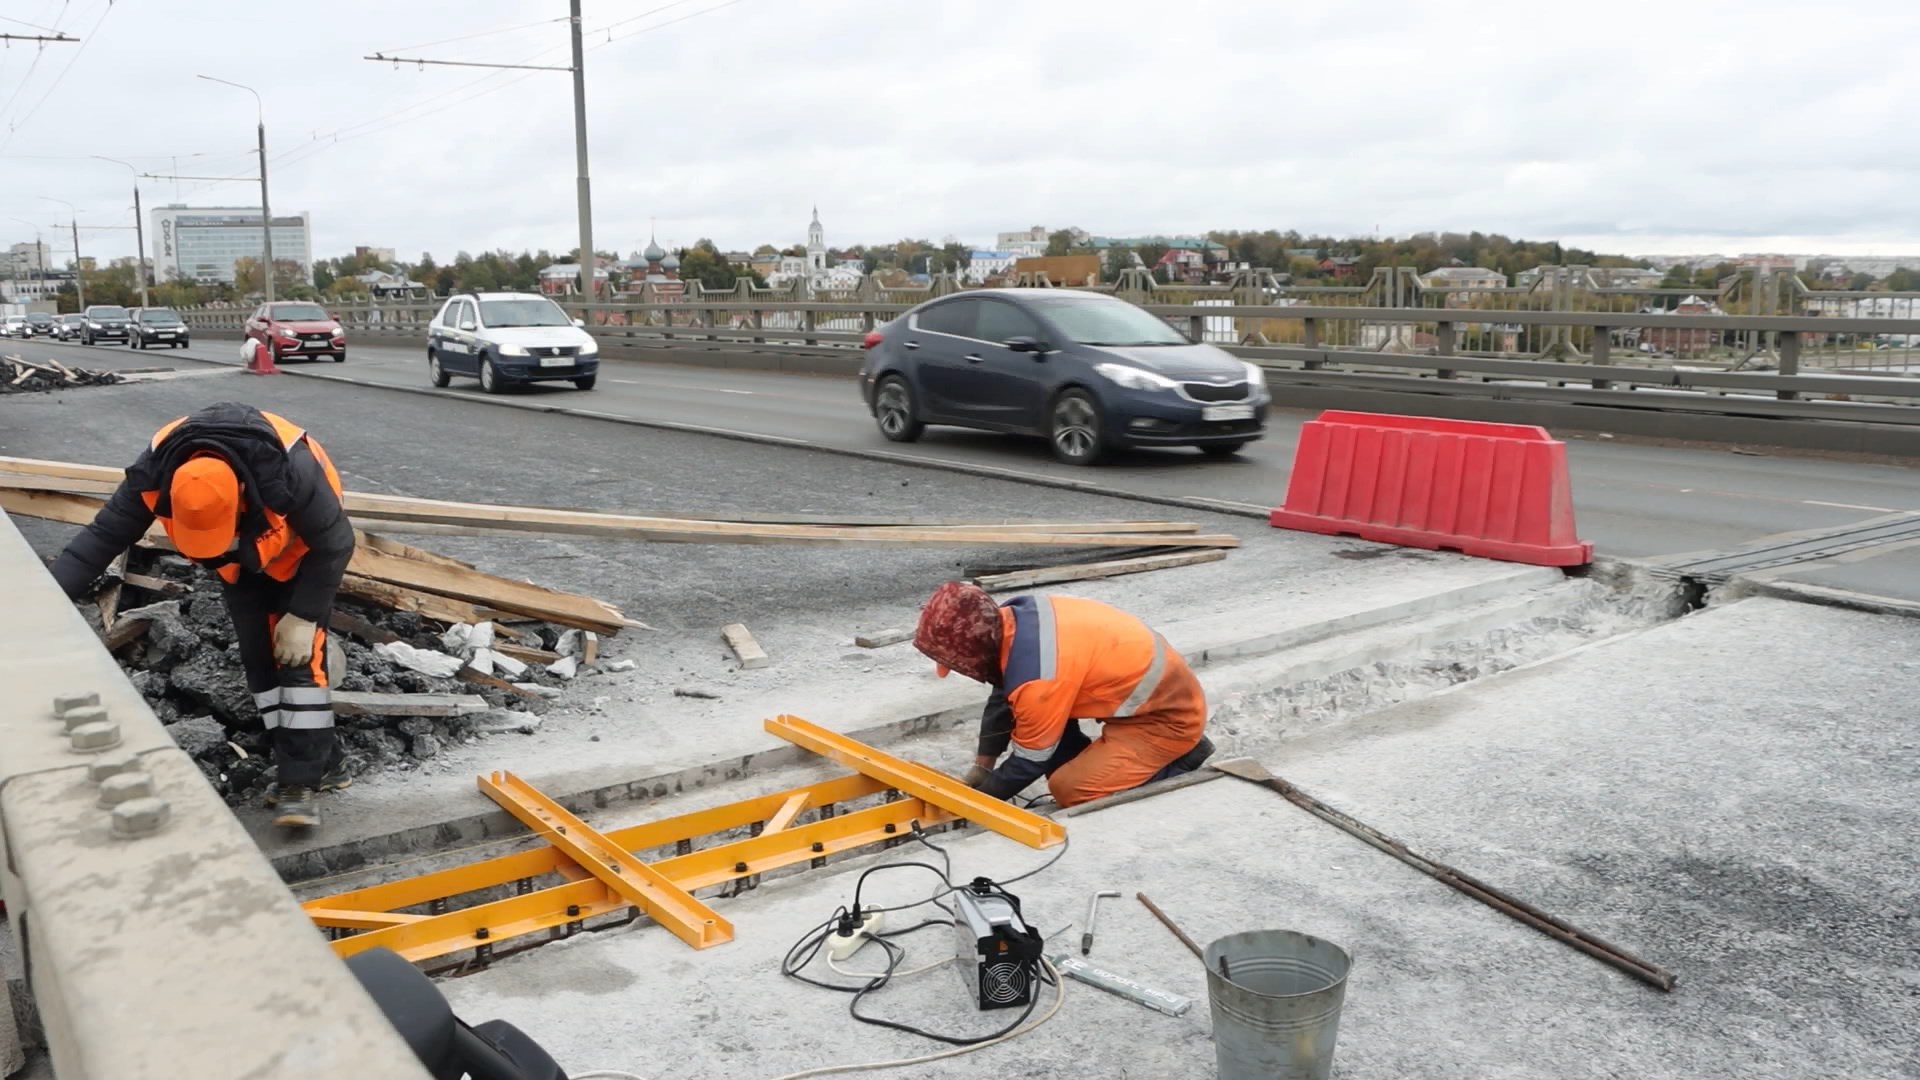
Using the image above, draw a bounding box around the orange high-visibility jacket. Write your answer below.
[989,595,1198,763]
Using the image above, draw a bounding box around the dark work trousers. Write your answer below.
[224,573,340,787]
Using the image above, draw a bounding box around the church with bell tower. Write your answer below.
[806,206,827,281]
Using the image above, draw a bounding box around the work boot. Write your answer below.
[1172,734,1215,773]
[273,785,319,829]
[263,758,352,808]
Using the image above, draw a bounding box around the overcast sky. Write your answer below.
[3,0,1917,266]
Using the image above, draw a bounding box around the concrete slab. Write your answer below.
[440,597,1920,1079]
[1752,540,1920,606]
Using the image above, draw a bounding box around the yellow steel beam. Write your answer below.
[328,796,941,962]
[478,771,733,950]
[764,792,810,833]
[305,772,888,917]
[305,909,432,930]
[765,714,1066,849]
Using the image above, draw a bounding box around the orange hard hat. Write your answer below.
[168,454,240,559]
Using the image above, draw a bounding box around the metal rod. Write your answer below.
[1135,892,1204,960]
[1216,763,1678,991]
[364,53,573,71]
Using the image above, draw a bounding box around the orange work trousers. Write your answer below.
[1046,651,1207,807]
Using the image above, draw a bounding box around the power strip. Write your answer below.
[827,909,884,961]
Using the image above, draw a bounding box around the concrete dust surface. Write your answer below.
[442,596,1919,1079]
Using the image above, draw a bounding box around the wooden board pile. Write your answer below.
[2,354,123,394]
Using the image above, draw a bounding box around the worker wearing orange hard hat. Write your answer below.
[913,580,1213,807]
[51,402,355,831]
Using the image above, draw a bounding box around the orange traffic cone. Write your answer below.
[242,337,280,376]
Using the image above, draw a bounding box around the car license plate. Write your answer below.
[308,340,330,349]
[538,355,571,368]
[1202,404,1254,421]
[158,331,176,337]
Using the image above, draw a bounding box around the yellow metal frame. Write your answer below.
[764,714,1067,849]
[304,719,1057,964]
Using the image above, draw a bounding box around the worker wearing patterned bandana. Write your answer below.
[912,580,1213,807]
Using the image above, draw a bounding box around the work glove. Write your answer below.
[962,764,992,790]
[273,614,319,667]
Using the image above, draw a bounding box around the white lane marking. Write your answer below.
[1803,499,1899,513]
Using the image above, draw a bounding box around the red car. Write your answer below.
[245,301,346,363]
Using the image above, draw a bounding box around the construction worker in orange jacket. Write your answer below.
[50,402,355,830]
[913,580,1213,807]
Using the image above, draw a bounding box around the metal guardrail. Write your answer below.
[176,290,1920,423]
[0,511,427,1079]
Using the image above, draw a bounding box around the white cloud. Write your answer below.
[3,0,1918,264]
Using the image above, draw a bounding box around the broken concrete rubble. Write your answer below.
[373,641,464,679]
[163,716,227,758]
[547,656,578,680]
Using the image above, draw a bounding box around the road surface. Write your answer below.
[14,335,1920,561]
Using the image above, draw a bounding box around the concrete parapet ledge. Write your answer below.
[0,510,426,1079]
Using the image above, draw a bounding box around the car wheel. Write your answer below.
[480,356,504,395]
[334,351,346,363]
[1200,441,1251,458]
[1049,388,1108,466]
[873,375,925,443]
[428,349,451,388]
[573,374,597,391]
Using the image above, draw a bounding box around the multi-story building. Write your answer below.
[3,240,50,278]
[996,226,1049,258]
[354,245,397,266]
[149,204,313,286]
[964,251,1018,285]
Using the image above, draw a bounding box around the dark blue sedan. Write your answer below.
[858,289,1268,465]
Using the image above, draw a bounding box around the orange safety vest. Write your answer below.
[994,595,1204,761]
[140,410,344,584]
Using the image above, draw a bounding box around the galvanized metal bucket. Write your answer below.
[1204,929,1351,1080]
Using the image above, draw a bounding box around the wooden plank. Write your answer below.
[0,456,1238,550]
[722,623,768,669]
[332,692,490,718]
[582,631,599,666]
[101,617,151,652]
[455,666,544,699]
[338,573,484,625]
[347,545,628,634]
[853,628,912,649]
[496,641,561,665]
[328,609,399,645]
[355,529,477,571]
[121,572,191,596]
[96,553,128,629]
[973,549,1229,592]
[0,473,123,496]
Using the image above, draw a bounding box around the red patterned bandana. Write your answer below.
[913,581,1002,683]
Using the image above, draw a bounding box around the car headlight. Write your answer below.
[88,321,102,329]
[577,340,598,356]
[499,343,530,356]
[329,325,344,336]
[1093,362,1177,392]
[1242,362,1268,391]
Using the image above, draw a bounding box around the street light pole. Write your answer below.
[39,197,82,311]
[197,75,275,303]
[569,0,595,300]
[92,156,150,307]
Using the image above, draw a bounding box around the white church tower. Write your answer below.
[806,206,826,280]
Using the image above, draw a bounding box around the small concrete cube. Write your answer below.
[110,797,170,838]
[69,721,122,752]
[61,704,109,732]
[97,771,155,808]
[52,692,100,717]
[87,753,139,783]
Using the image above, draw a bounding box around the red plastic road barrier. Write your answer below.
[1270,410,1592,567]
[242,337,280,376]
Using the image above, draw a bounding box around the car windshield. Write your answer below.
[140,309,181,324]
[478,298,571,328]
[90,307,129,319]
[271,303,329,321]
[63,315,83,323]
[1029,297,1190,346]
[28,314,52,322]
